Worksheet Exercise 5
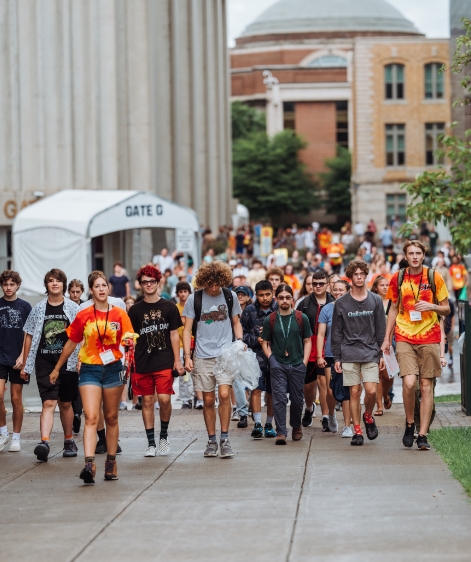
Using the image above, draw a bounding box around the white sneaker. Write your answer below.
[9,438,20,452]
[328,415,338,433]
[119,401,127,411]
[144,445,156,457]
[0,434,9,452]
[342,426,353,438]
[312,403,317,418]
[231,409,240,421]
[158,437,170,456]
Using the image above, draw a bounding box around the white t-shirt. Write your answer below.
[152,255,175,272]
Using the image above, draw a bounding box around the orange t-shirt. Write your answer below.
[327,243,345,265]
[318,233,331,252]
[449,263,467,290]
[67,305,134,365]
[386,267,448,344]
[284,274,301,291]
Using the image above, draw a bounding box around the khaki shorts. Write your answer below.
[342,362,379,387]
[396,341,441,379]
[192,357,234,392]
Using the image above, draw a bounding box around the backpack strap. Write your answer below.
[222,287,235,341]
[397,268,406,314]
[294,310,305,339]
[385,299,392,317]
[427,267,438,305]
[191,289,204,339]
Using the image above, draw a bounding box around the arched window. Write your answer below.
[425,63,444,99]
[385,64,404,100]
[309,55,347,68]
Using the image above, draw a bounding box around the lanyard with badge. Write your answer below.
[408,268,423,322]
[278,312,293,356]
[94,305,115,364]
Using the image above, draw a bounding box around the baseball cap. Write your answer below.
[234,285,253,298]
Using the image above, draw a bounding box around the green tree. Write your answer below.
[319,147,351,223]
[231,101,265,140]
[401,18,471,255]
[232,129,317,221]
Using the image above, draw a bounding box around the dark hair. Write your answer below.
[113,261,123,268]
[136,265,163,283]
[333,279,350,292]
[344,260,369,279]
[255,280,273,293]
[88,270,108,290]
[398,258,409,270]
[44,269,67,295]
[68,279,84,293]
[312,269,328,281]
[371,276,388,294]
[176,281,192,294]
[0,270,22,286]
[299,274,313,298]
[275,283,293,297]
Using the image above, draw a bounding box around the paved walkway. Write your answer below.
[2,405,471,562]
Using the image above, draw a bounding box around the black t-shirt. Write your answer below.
[35,302,70,374]
[128,299,182,373]
[108,275,129,298]
[0,297,32,366]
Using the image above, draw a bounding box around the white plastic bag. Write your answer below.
[213,340,261,390]
[459,332,465,355]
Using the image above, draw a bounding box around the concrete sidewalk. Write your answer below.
[2,407,471,562]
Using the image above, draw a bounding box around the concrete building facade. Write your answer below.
[231,0,451,228]
[0,0,232,272]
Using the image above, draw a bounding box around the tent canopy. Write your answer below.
[13,190,200,295]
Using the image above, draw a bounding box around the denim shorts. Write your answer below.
[78,360,125,389]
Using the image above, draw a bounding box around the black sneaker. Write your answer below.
[34,440,50,462]
[116,442,122,455]
[135,396,142,411]
[251,422,263,439]
[95,439,107,454]
[80,461,96,484]
[362,413,378,441]
[181,403,191,409]
[402,422,415,448]
[321,417,331,432]
[417,434,431,451]
[237,415,248,429]
[63,439,78,458]
[302,409,313,427]
[351,433,364,446]
[73,414,81,434]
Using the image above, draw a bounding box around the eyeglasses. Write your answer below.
[140,280,158,286]
[277,296,292,301]
[313,282,327,287]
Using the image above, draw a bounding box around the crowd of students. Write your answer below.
[0,235,458,483]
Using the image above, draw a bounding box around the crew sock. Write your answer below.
[0,425,8,436]
[253,412,262,424]
[265,416,273,425]
[220,431,229,442]
[306,405,313,413]
[41,436,50,442]
[12,432,20,440]
[323,415,328,420]
[97,428,106,442]
[160,420,169,440]
[146,428,156,447]
[85,456,95,463]
[107,454,116,461]
[208,434,217,443]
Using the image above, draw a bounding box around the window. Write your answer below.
[283,102,295,130]
[336,101,349,147]
[386,124,405,166]
[425,63,444,99]
[425,123,445,165]
[386,194,407,225]
[385,64,404,100]
[309,55,347,68]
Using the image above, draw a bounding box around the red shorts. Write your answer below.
[131,370,175,396]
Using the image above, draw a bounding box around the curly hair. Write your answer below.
[136,265,163,284]
[266,267,284,281]
[0,270,22,286]
[344,260,369,279]
[194,261,232,289]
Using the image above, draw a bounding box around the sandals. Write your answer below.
[374,409,383,416]
[384,396,392,410]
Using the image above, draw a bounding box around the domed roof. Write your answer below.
[241,0,420,38]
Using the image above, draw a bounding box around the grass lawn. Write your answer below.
[435,394,461,403]
[429,427,471,496]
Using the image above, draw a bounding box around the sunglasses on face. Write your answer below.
[313,282,327,287]
[277,295,292,301]
[141,280,158,286]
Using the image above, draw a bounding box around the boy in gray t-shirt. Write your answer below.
[182,262,244,459]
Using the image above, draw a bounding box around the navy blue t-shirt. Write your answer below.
[0,297,32,366]
[108,275,129,298]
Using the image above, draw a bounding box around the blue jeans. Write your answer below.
[233,378,248,417]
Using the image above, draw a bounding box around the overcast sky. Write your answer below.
[227,0,450,46]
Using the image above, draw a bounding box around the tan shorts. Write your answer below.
[396,341,441,379]
[342,362,379,387]
[192,357,234,392]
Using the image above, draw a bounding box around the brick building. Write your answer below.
[231,0,451,227]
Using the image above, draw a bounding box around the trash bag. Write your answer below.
[213,340,261,390]
[459,332,465,355]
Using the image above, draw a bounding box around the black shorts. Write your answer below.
[324,357,335,368]
[0,364,26,385]
[260,369,272,394]
[36,369,79,404]
[305,362,324,384]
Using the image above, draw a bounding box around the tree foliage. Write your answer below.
[231,101,265,140]
[232,129,317,221]
[401,18,471,255]
[319,147,351,223]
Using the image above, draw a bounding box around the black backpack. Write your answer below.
[191,288,235,341]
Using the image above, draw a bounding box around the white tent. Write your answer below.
[13,190,200,295]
